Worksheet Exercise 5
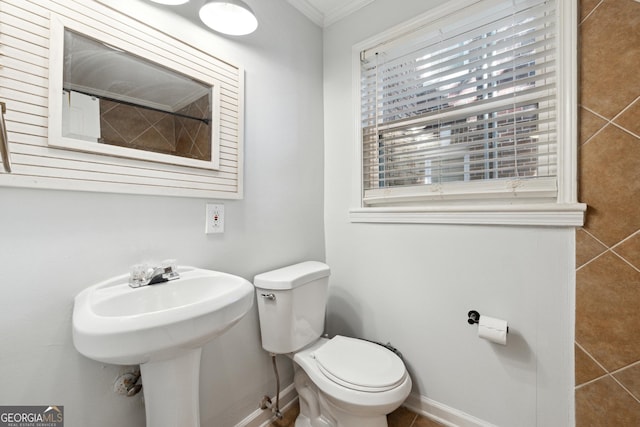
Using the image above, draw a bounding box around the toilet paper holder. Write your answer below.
[467,310,509,333]
[467,310,481,325]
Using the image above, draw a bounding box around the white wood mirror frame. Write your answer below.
[0,1,243,199]
[48,14,222,171]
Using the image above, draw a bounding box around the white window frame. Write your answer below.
[349,0,585,226]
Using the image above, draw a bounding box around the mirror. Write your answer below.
[63,30,212,161]
[49,16,221,170]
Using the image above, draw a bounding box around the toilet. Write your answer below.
[254,261,412,427]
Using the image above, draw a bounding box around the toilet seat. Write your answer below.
[313,335,407,392]
[293,337,412,412]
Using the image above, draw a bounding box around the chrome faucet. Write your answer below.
[129,262,180,288]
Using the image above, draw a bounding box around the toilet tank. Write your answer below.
[254,261,330,354]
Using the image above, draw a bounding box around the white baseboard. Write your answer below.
[235,387,494,427]
[403,393,496,427]
[235,383,298,427]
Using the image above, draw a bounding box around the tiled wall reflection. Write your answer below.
[99,94,211,161]
[575,0,640,425]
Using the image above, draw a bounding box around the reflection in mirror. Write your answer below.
[62,29,212,162]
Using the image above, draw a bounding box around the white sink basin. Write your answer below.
[72,266,254,427]
[73,266,254,365]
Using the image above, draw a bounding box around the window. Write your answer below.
[351,0,584,225]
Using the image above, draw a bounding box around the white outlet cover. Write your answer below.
[205,203,224,234]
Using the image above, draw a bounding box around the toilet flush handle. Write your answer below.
[261,293,276,301]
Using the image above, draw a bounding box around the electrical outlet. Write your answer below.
[205,204,224,234]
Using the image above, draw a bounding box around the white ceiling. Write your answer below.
[286,0,375,27]
[136,0,372,30]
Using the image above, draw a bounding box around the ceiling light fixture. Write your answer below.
[149,0,190,5]
[199,0,258,36]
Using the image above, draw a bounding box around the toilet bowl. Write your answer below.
[292,336,412,427]
[254,261,411,427]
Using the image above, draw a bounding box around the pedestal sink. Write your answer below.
[72,266,254,427]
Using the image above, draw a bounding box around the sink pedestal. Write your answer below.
[140,348,202,427]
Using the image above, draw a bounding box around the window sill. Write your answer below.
[349,203,586,227]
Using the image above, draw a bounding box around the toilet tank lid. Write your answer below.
[254,261,330,290]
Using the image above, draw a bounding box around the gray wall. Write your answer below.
[322,1,575,425]
[0,1,324,426]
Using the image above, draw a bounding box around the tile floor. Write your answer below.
[268,402,444,427]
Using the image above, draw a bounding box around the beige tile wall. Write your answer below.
[99,94,211,161]
[175,94,212,161]
[100,99,177,155]
[575,0,640,425]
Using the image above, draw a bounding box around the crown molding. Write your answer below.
[287,0,374,27]
[286,0,324,26]
[323,0,375,27]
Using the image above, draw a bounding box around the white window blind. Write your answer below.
[360,0,558,206]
